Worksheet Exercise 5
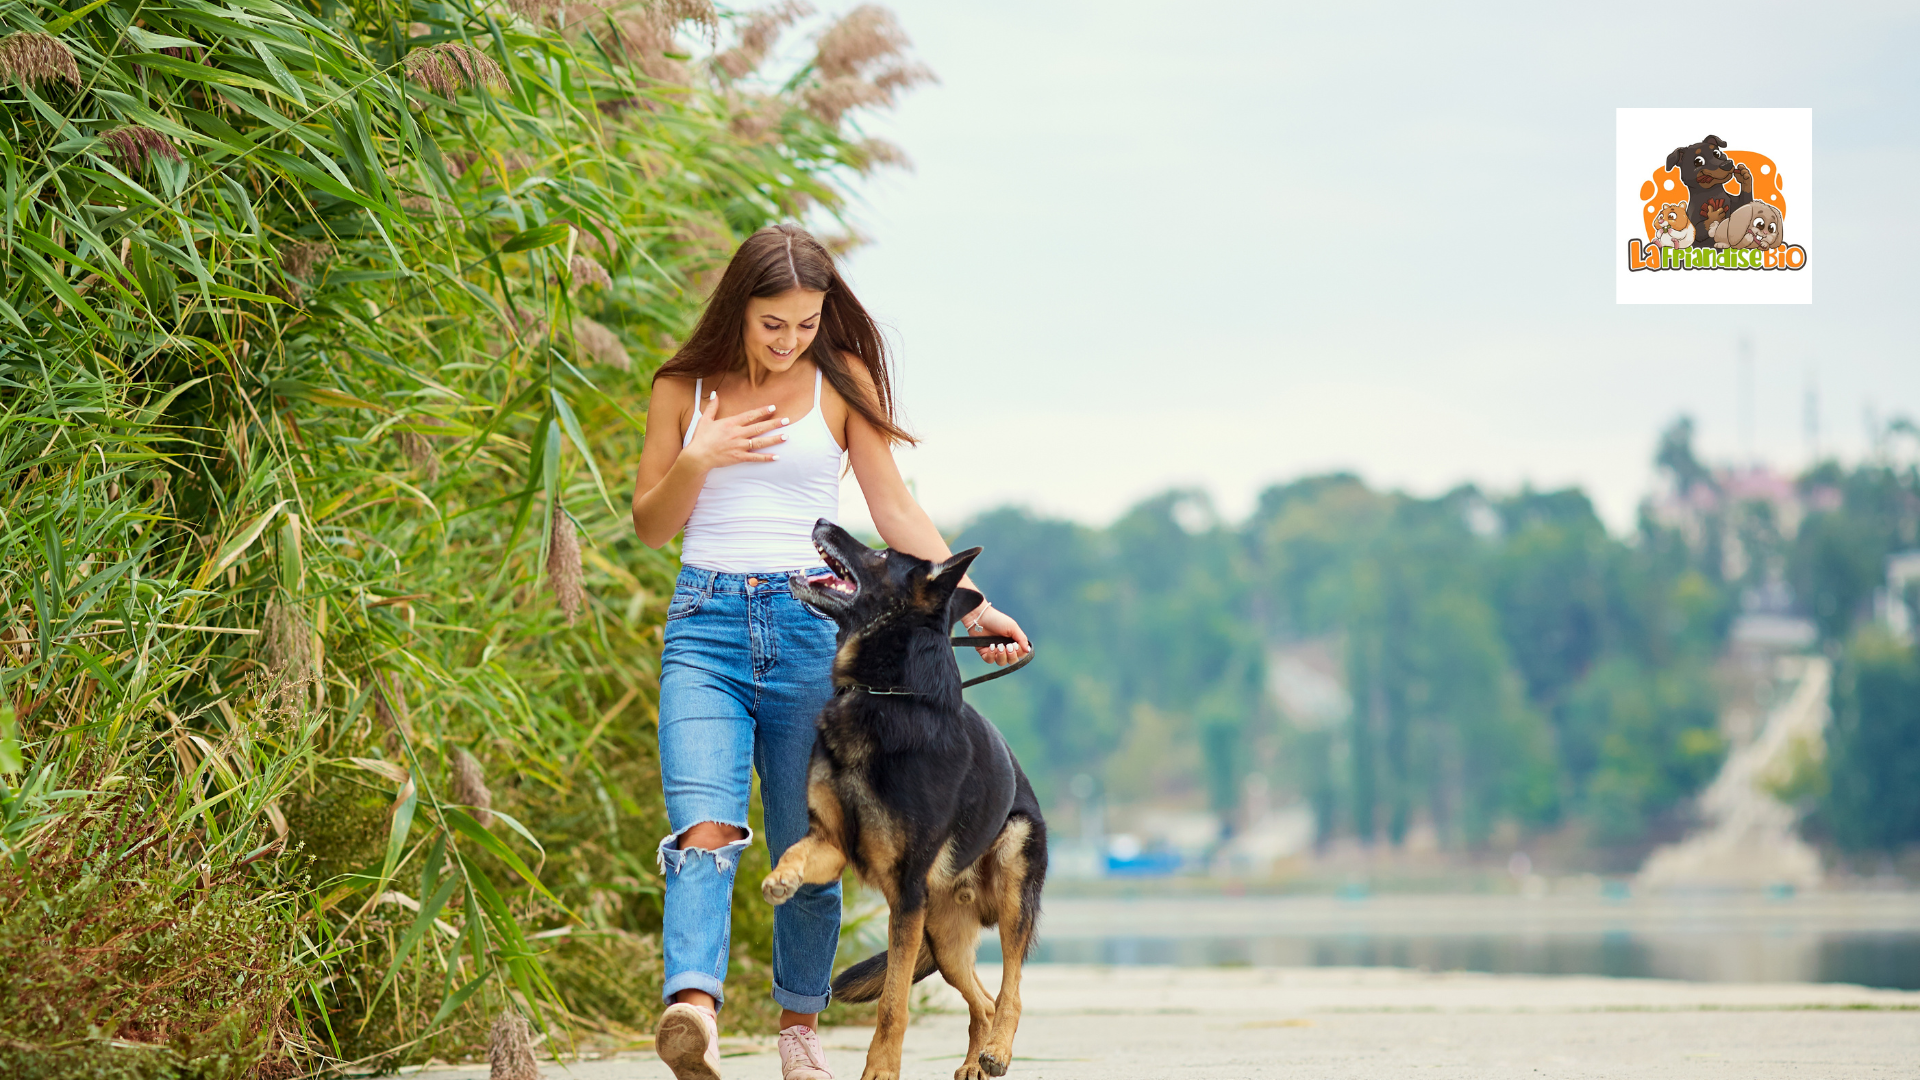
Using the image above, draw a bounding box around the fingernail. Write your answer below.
[767,405,776,412]
[769,454,779,460]
[780,434,789,441]
[780,418,790,426]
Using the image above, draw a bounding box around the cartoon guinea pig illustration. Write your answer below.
[1707,201,1784,250]
[1650,202,1694,248]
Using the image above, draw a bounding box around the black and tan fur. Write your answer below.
[767,520,1046,1080]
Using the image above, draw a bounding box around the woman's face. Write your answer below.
[743,290,825,374]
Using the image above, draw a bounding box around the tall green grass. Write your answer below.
[0,0,921,1071]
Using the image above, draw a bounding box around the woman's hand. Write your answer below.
[681,391,791,472]
[970,604,1032,665]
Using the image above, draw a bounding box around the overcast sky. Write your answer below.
[821,1,1920,533]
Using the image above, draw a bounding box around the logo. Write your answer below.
[1616,109,1812,305]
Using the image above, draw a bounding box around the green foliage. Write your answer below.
[0,786,301,1079]
[0,0,920,1069]
[1563,656,1723,842]
[1791,463,1919,643]
[960,468,1735,851]
[1822,630,1920,852]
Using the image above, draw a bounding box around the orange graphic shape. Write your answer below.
[1640,150,1786,241]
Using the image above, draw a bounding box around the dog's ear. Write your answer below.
[929,547,981,594]
[947,587,985,630]
[1704,134,1726,150]
[1666,147,1687,169]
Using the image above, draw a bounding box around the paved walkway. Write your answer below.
[424,965,1920,1079]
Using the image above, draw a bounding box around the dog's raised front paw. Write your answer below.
[977,1051,1009,1077]
[761,867,801,905]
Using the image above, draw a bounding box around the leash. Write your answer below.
[950,635,1034,689]
[838,635,1034,696]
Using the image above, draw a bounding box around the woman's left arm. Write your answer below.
[845,403,1031,665]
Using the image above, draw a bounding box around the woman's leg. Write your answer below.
[657,583,758,1009]
[756,587,844,1026]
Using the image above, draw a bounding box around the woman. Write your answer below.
[630,224,1031,1080]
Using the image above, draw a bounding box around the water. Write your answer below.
[981,892,1920,990]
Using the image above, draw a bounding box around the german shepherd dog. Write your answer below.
[767,520,1047,1080]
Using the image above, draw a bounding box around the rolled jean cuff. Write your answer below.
[772,979,831,1014]
[663,969,727,1007]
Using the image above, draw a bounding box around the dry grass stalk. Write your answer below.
[404,42,507,98]
[715,0,811,79]
[101,125,181,171]
[507,0,562,21]
[398,417,447,480]
[450,748,494,827]
[261,598,312,684]
[568,254,611,290]
[571,317,631,370]
[279,240,333,281]
[488,1011,540,1080]
[0,31,81,89]
[546,509,584,625]
[852,136,909,172]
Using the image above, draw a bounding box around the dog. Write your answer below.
[1666,135,1753,247]
[1650,201,1694,248]
[766,520,1046,1080]
[1706,200,1784,250]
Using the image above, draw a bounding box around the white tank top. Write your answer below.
[679,367,843,573]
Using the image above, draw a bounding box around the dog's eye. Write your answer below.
[1694,156,1705,167]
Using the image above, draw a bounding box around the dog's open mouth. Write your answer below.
[808,543,857,596]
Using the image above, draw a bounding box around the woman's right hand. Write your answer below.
[680,392,791,473]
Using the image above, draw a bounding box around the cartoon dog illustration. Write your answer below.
[1649,202,1694,248]
[1666,135,1753,247]
[1706,200,1784,251]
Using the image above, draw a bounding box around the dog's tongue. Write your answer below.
[808,571,852,593]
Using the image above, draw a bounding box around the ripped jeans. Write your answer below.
[656,564,841,1012]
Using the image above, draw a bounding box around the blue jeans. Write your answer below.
[656,564,841,1012]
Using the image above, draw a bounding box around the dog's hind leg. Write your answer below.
[926,899,995,1080]
[762,831,845,905]
[860,902,926,1080]
[978,820,1041,1077]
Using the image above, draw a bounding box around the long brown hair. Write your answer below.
[655,224,914,445]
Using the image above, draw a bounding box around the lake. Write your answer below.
[976,891,1920,990]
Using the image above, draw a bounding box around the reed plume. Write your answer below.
[488,1010,540,1079]
[568,254,611,290]
[0,31,80,89]
[802,6,932,124]
[571,317,632,370]
[450,748,495,827]
[716,0,811,79]
[547,509,584,624]
[101,126,181,171]
[404,42,507,97]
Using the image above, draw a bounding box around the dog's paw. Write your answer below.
[977,1051,1009,1077]
[761,868,801,905]
[955,1063,988,1080]
[858,1066,899,1080]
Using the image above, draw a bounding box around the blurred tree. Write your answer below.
[1822,631,1920,851]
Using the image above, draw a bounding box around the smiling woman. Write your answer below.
[627,224,1030,1080]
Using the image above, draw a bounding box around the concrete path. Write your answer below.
[421,965,1920,1079]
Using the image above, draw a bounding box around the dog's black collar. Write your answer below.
[837,683,916,697]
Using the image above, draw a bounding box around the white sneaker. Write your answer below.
[777,1024,834,1080]
[656,1002,723,1080]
